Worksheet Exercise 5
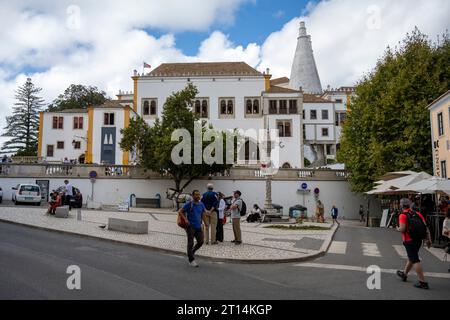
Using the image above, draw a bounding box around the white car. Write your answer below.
[12,184,41,206]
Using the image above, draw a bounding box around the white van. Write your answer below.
[12,184,41,205]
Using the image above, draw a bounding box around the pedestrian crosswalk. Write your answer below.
[328,241,347,254]
[361,242,381,257]
[327,240,448,262]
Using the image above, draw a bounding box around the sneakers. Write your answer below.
[413,281,429,289]
[189,260,199,267]
[396,270,407,282]
[234,241,242,245]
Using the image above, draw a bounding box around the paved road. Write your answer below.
[0,222,448,299]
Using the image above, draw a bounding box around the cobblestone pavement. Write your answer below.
[0,206,337,262]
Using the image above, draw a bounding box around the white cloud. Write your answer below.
[0,0,449,139]
[196,31,260,66]
[260,0,450,87]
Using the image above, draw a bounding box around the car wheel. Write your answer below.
[36,202,41,206]
[14,200,19,205]
[0,197,2,203]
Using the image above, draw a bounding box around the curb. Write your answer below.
[0,218,339,264]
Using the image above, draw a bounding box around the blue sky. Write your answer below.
[148,0,312,56]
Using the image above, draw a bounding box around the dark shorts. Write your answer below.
[403,240,422,263]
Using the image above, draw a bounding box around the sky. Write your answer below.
[0,0,449,147]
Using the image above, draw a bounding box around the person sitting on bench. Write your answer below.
[247,204,262,223]
[47,191,63,215]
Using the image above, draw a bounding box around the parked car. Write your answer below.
[0,186,3,203]
[54,186,83,208]
[12,184,41,206]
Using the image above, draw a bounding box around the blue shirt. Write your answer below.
[331,207,338,217]
[201,191,218,211]
[183,201,205,229]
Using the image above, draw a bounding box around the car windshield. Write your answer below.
[20,185,39,192]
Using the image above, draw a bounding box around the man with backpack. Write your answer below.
[229,190,244,245]
[396,198,432,289]
[178,190,208,267]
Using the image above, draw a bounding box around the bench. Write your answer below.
[107,217,148,234]
[135,196,161,208]
[55,206,69,218]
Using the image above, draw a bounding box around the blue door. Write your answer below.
[101,127,116,164]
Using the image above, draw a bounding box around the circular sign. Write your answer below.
[314,187,320,194]
[89,170,98,179]
[301,183,308,190]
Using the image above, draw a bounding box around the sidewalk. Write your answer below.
[0,206,338,263]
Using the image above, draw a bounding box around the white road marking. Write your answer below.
[362,242,381,257]
[425,247,448,262]
[293,263,450,279]
[328,241,347,254]
[392,245,407,259]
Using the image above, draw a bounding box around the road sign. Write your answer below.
[89,170,98,179]
[301,183,308,190]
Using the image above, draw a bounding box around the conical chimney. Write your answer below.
[289,21,322,94]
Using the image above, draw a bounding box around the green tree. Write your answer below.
[2,78,45,155]
[47,84,107,111]
[120,83,236,192]
[338,28,450,192]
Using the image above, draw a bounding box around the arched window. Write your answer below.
[253,99,259,114]
[220,100,226,114]
[246,99,252,114]
[143,101,150,115]
[282,162,291,169]
[201,100,208,118]
[195,100,201,114]
[227,100,233,114]
[150,100,156,115]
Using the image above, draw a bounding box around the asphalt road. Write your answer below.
[0,221,449,300]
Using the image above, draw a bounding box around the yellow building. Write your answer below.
[429,90,450,178]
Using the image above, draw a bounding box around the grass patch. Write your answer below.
[264,225,330,231]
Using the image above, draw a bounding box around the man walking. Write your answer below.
[201,183,219,245]
[331,205,340,226]
[63,180,74,211]
[396,198,432,289]
[230,190,243,245]
[179,190,208,267]
[358,205,365,222]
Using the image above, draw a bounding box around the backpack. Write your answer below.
[177,201,192,229]
[406,210,427,240]
[240,200,247,216]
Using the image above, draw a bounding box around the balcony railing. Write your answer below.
[0,163,349,181]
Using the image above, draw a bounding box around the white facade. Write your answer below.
[136,66,304,168]
[39,111,88,162]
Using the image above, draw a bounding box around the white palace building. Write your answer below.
[38,22,355,168]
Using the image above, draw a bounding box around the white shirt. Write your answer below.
[65,183,73,196]
[218,199,226,219]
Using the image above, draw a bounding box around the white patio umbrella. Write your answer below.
[366,171,432,195]
[396,176,450,194]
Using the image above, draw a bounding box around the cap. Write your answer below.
[400,198,411,208]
